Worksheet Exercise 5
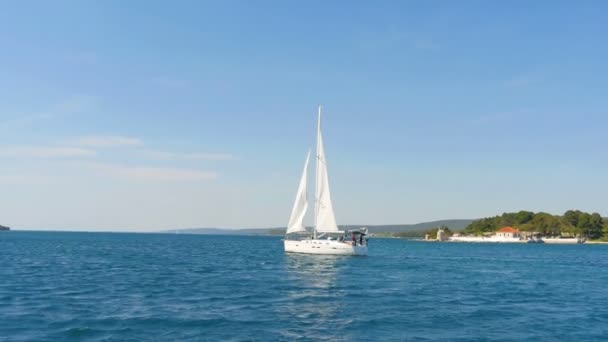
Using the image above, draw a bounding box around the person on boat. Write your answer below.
[359,234,363,246]
[352,233,356,246]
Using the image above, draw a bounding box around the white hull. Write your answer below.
[284,239,367,256]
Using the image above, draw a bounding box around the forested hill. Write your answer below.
[463,210,608,239]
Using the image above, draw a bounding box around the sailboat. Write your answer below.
[283,106,368,256]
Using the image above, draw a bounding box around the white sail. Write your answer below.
[286,150,310,234]
[314,106,339,233]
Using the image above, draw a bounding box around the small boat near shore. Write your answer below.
[526,236,544,244]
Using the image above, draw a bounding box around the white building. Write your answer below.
[496,227,520,239]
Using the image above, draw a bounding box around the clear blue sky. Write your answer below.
[1,1,606,230]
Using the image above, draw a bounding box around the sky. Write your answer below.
[1,1,607,231]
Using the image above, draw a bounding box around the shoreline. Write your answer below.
[413,238,608,245]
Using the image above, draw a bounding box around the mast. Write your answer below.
[314,105,321,239]
[313,105,339,235]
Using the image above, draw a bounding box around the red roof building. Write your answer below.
[497,226,520,238]
[498,227,519,233]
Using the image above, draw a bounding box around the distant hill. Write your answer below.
[168,227,283,235]
[0,224,10,231]
[353,220,473,234]
[167,219,473,236]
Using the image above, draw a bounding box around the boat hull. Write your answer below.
[284,239,367,256]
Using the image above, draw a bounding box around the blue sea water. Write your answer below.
[1,232,608,341]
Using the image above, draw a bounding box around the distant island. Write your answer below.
[166,211,608,242]
[462,210,607,240]
[0,224,10,231]
[406,210,608,241]
[167,219,473,237]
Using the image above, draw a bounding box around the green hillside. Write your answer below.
[463,210,608,239]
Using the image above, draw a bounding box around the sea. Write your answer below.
[1,231,607,341]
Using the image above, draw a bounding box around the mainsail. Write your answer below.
[286,150,310,234]
[314,106,339,233]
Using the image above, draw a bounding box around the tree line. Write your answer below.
[463,210,608,239]
[393,225,453,239]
